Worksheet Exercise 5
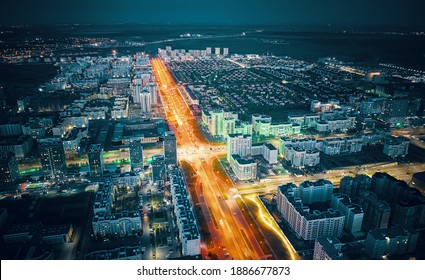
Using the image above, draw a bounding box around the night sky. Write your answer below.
[1,0,424,28]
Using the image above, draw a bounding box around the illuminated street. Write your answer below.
[151,58,293,260]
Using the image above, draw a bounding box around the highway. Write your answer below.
[151,58,283,260]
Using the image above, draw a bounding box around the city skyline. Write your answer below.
[1,4,425,262]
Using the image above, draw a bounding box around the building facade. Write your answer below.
[39,138,67,179]
[88,144,104,178]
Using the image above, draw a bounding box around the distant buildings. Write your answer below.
[88,144,104,178]
[164,131,177,166]
[129,138,143,172]
[360,98,384,116]
[383,136,409,157]
[310,99,340,113]
[38,138,67,179]
[252,114,300,137]
[0,152,19,191]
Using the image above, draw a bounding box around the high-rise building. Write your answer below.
[383,136,409,158]
[88,144,104,178]
[39,138,67,179]
[206,47,212,55]
[223,48,229,56]
[227,134,252,160]
[169,169,201,256]
[229,154,257,181]
[361,191,391,230]
[140,90,151,113]
[365,226,419,259]
[164,131,177,166]
[331,194,364,234]
[313,237,349,260]
[129,139,143,172]
[151,154,166,184]
[223,117,236,140]
[0,152,19,191]
[381,98,409,125]
[340,174,371,200]
[277,183,345,241]
[298,179,334,204]
[210,110,224,137]
[215,47,220,55]
[147,82,157,105]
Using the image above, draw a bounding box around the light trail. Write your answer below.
[246,194,299,260]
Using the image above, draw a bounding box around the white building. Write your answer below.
[313,237,348,260]
[284,146,320,168]
[92,211,142,237]
[277,183,345,241]
[252,114,272,133]
[280,137,318,155]
[321,137,363,155]
[383,136,409,158]
[229,154,257,181]
[227,134,252,160]
[140,90,151,113]
[111,172,141,188]
[251,143,278,164]
[207,110,237,137]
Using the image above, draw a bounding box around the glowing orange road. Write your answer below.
[151,58,267,260]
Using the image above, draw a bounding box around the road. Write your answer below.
[233,161,425,195]
[151,58,282,260]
